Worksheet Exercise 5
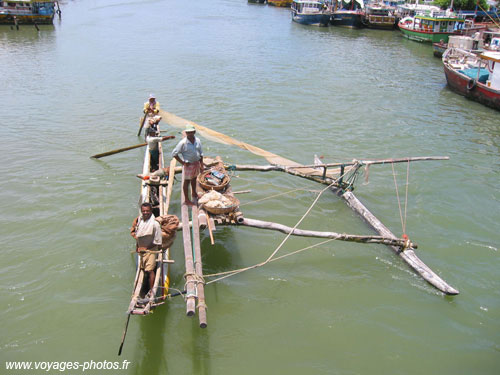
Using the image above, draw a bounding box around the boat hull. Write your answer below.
[363,15,396,30]
[399,24,456,43]
[268,0,292,7]
[292,12,330,26]
[433,42,447,58]
[331,11,363,28]
[443,62,500,111]
[0,13,54,24]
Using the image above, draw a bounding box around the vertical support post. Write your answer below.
[339,164,345,185]
[56,1,62,19]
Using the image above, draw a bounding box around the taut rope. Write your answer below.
[205,181,337,283]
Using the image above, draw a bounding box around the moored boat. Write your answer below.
[362,2,396,29]
[398,9,465,43]
[291,0,331,26]
[433,35,474,58]
[433,40,448,57]
[442,48,500,111]
[331,0,364,28]
[0,0,57,25]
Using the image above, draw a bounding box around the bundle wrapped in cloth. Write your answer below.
[199,190,239,214]
[155,215,179,249]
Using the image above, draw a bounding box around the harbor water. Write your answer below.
[1,1,499,374]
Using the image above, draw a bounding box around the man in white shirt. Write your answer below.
[146,128,171,171]
[171,124,204,206]
[130,202,163,294]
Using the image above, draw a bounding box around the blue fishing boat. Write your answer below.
[291,0,332,26]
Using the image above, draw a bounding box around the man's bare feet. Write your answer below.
[184,200,195,206]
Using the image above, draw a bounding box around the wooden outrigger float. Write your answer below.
[157,109,459,316]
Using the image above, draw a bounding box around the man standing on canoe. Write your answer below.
[146,127,171,172]
[143,115,161,139]
[130,202,162,296]
[171,124,204,206]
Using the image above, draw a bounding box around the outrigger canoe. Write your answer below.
[127,120,174,315]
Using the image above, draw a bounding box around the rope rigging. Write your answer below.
[391,160,410,240]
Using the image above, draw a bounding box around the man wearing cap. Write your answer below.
[171,124,204,206]
[143,94,160,116]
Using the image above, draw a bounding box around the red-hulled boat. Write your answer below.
[442,48,500,111]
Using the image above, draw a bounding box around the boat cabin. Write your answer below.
[291,0,327,14]
[481,51,500,90]
[412,13,465,34]
[0,0,54,16]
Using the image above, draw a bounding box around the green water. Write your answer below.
[1,1,499,374]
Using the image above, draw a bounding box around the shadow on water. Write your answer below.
[191,322,211,375]
[132,305,169,374]
[200,227,235,275]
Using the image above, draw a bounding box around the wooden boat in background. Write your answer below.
[331,0,364,28]
[398,10,465,43]
[362,2,396,30]
[291,0,331,26]
[442,48,500,111]
[0,0,58,25]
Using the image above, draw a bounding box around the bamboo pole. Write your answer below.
[206,212,215,245]
[239,218,416,248]
[181,170,197,316]
[158,140,166,216]
[275,156,450,169]
[225,156,449,183]
[165,158,177,212]
[137,113,148,136]
[192,203,207,328]
[91,142,147,159]
[90,136,174,159]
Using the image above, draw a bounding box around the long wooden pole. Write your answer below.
[165,158,177,211]
[91,136,175,159]
[181,170,197,316]
[273,156,450,169]
[192,204,207,328]
[91,142,146,159]
[137,112,148,136]
[239,218,416,248]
